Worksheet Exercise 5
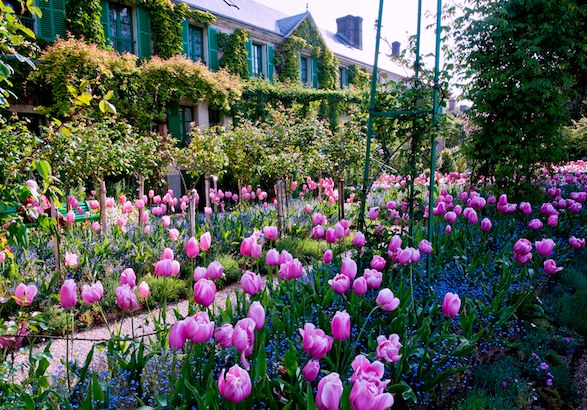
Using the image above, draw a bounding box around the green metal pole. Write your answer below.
[358,0,385,231]
[426,0,443,281]
[408,0,424,244]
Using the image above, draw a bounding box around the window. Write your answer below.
[109,3,133,54]
[5,0,34,31]
[251,43,263,78]
[179,105,194,147]
[300,56,309,85]
[209,108,222,127]
[188,26,204,62]
[339,67,347,89]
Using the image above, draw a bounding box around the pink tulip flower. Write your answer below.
[206,260,223,280]
[300,323,333,359]
[241,271,262,295]
[186,237,200,258]
[278,259,303,280]
[232,318,256,369]
[325,228,336,244]
[329,273,351,294]
[341,257,357,280]
[193,278,216,307]
[81,281,104,305]
[349,378,394,410]
[323,249,333,264]
[14,283,37,306]
[200,232,212,251]
[65,210,75,224]
[161,248,174,260]
[214,323,234,348]
[138,281,150,298]
[376,289,400,311]
[263,226,278,240]
[312,225,325,239]
[279,250,293,264]
[364,269,382,289]
[544,259,563,274]
[184,311,214,344]
[388,235,402,252]
[302,359,320,382]
[218,364,252,403]
[331,310,351,341]
[528,219,543,230]
[442,292,461,318]
[535,238,555,258]
[64,252,78,267]
[115,284,139,310]
[316,372,343,410]
[570,236,586,249]
[251,242,262,259]
[91,222,101,232]
[266,248,280,266]
[120,268,136,288]
[368,207,379,220]
[376,334,402,363]
[370,255,386,271]
[353,231,366,247]
[60,279,77,308]
[247,301,265,330]
[168,320,187,350]
[481,218,492,232]
[352,277,368,295]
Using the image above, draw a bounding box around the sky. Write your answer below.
[251,0,444,59]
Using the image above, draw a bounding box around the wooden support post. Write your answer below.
[276,179,285,237]
[338,177,346,221]
[137,175,145,228]
[204,173,210,209]
[51,201,62,274]
[213,176,218,213]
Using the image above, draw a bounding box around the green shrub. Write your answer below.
[276,237,326,263]
[145,276,188,304]
[214,253,240,287]
[454,389,517,410]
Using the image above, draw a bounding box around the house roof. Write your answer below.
[180,0,404,78]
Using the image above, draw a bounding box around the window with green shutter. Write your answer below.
[108,3,134,54]
[250,43,263,78]
[136,6,151,59]
[186,25,204,62]
[311,57,319,88]
[267,45,275,83]
[300,55,308,85]
[36,0,66,42]
[207,27,218,71]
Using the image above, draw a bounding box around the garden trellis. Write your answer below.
[358,0,444,280]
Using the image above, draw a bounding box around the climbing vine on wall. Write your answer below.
[218,29,249,79]
[65,0,106,46]
[276,20,339,89]
[348,65,371,89]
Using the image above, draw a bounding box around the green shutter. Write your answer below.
[245,39,252,78]
[311,57,319,89]
[100,0,111,46]
[343,67,348,88]
[167,102,181,141]
[267,45,274,83]
[182,20,190,56]
[136,6,151,58]
[36,0,66,42]
[207,27,218,71]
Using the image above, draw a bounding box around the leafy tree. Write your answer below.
[454,0,587,193]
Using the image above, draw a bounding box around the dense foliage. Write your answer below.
[218,29,250,79]
[65,0,107,47]
[454,0,587,194]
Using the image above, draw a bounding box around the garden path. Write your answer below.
[11,280,245,383]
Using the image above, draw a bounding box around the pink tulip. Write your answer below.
[481,218,492,232]
[138,281,150,298]
[331,310,351,341]
[168,320,187,350]
[299,323,333,359]
[334,223,344,240]
[442,292,461,318]
[352,277,368,295]
[388,235,402,252]
[323,249,333,264]
[547,214,558,227]
[0,251,5,263]
[240,237,253,256]
[161,248,174,260]
[370,255,386,271]
[60,279,77,308]
[376,289,400,311]
[302,359,320,382]
[376,334,402,363]
[279,250,293,264]
[368,207,379,220]
[325,228,336,244]
[161,215,171,227]
[193,267,207,281]
[105,197,115,207]
[316,372,343,410]
[445,225,452,234]
[206,260,224,280]
[115,284,139,310]
[519,201,532,215]
[204,206,213,216]
[143,225,151,233]
[65,210,75,224]
[64,252,78,268]
[535,238,555,258]
[349,378,394,410]
[232,318,256,369]
[350,354,386,386]
[168,228,179,240]
[155,259,174,277]
[81,281,104,304]
[218,364,252,403]
[341,257,357,280]
[329,273,351,294]
[312,212,327,225]
[364,269,382,289]
[265,248,280,266]
[278,259,304,280]
[91,221,101,232]
[241,271,262,295]
[444,211,457,224]
[214,323,234,348]
[200,232,212,251]
[186,237,200,258]
[570,236,585,249]
[14,283,37,306]
[353,231,366,247]
[251,242,262,259]
[263,226,278,240]
[184,311,215,344]
[193,278,216,307]
[120,268,136,288]
[528,219,543,230]
[89,199,99,210]
[247,301,265,330]
[544,259,563,274]
[312,225,325,239]
[418,239,432,254]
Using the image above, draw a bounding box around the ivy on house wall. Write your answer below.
[218,29,249,79]
[66,0,107,46]
[276,20,338,90]
[348,65,371,89]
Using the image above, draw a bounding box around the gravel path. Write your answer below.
[576,350,587,410]
[12,281,242,382]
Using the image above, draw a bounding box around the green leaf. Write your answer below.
[35,160,51,181]
[104,90,114,100]
[283,341,298,381]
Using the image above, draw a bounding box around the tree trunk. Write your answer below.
[137,175,145,228]
[276,178,285,237]
[213,176,218,213]
[189,188,197,238]
[99,179,108,237]
[51,201,62,275]
[204,173,211,209]
[338,172,345,221]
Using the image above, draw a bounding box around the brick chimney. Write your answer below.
[336,15,363,50]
